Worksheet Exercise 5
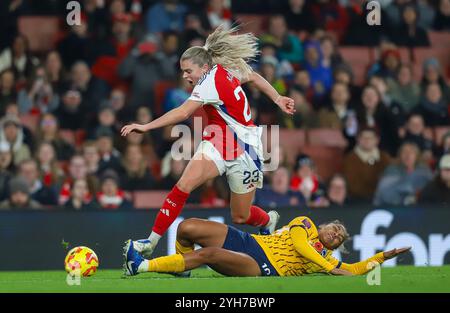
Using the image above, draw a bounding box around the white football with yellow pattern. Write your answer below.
[64,246,99,277]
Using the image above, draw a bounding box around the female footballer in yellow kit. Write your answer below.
[123,216,411,277]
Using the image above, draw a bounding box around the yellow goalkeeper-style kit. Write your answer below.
[251,216,386,276]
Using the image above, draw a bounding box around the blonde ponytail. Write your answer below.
[181,25,259,81]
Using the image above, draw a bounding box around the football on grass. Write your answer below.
[64,246,99,277]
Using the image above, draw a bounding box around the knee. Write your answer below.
[177,218,201,239]
[198,247,220,264]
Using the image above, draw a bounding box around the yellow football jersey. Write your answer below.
[252,216,339,276]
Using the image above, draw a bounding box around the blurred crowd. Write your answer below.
[0,0,449,211]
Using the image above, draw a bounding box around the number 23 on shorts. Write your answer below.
[243,170,260,185]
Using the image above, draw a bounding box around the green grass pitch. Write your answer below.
[1,266,449,293]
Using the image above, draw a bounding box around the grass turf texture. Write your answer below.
[1,266,449,293]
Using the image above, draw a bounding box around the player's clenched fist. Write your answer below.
[275,96,296,115]
[121,123,146,136]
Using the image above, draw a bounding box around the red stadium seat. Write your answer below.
[278,129,307,165]
[234,14,270,36]
[413,48,450,73]
[428,31,450,48]
[18,16,62,52]
[19,114,39,133]
[307,128,348,148]
[133,190,169,209]
[301,146,345,181]
[153,80,176,117]
[338,47,371,85]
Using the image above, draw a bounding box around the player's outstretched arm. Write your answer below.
[243,72,295,115]
[121,100,202,136]
[337,247,412,275]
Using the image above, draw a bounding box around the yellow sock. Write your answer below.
[148,254,185,273]
[175,240,194,255]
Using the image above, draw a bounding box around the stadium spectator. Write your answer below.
[96,169,133,210]
[44,51,67,95]
[373,142,433,206]
[57,15,91,68]
[391,4,430,47]
[254,166,306,210]
[163,74,191,113]
[0,141,14,201]
[36,113,75,161]
[145,0,188,33]
[0,34,39,83]
[90,12,136,87]
[120,144,154,191]
[320,35,344,72]
[95,126,122,175]
[318,82,354,129]
[434,0,450,31]
[118,35,168,111]
[325,174,349,206]
[260,15,303,65]
[343,0,387,46]
[88,103,119,140]
[290,154,325,202]
[36,142,64,188]
[155,31,181,81]
[82,141,101,176]
[278,86,317,129]
[356,85,400,156]
[310,0,350,42]
[0,69,17,115]
[418,154,450,204]
[0,176,42,210]
[157,158,186,190]
[17,65,59,115]
[343,128,391,202]
[0,0,24,51]
[399,114,434,161]
[0,115,31,166]
[293,69,315,103]
[68,61,110,115]
[310,173,350,208]
[333,63,361,106]
[59,155,99,205]
[284,0,317,33]
[416,83,450,126]
[387,64,421,114]
[64,178,100,211]
[18,159,58,206]
[436,130,450,159]
[204,0,233,30]
[420,58,450,104]
[368,48,402,80]
[54,88,87,131]
[301,40,333,99]
[107,87,132,123]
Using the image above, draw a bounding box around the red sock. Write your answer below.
[152,185,190,236]
[245,205,270,227]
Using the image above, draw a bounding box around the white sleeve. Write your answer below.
[188,70,221,105]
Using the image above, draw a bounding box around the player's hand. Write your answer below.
[383,247,411,260]
[330,268,353,276]
[121,123,146,136]
[275,96,296,115]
